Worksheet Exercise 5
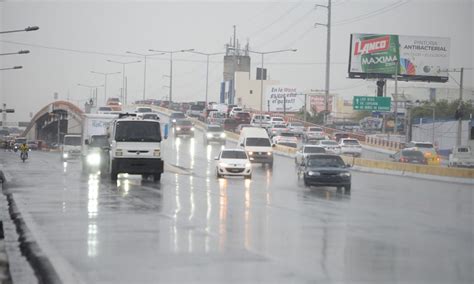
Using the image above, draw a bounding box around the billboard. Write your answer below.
[310,94,333,113]
[348,34,450,82]
[265,85,304,112]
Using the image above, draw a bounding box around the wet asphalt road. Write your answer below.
[0,129,472,284]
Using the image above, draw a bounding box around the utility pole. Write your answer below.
[457,67,464,146]
[394,59,399,135]
[232,25,237,106]
[315,0,331,124]
[304,93,308,123]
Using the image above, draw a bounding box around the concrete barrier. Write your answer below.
[340,155,474,179]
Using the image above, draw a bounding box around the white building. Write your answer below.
[234,72,279,111]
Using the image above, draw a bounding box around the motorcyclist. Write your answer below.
[19,142,29,158]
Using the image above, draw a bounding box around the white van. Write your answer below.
[238,127,274,166]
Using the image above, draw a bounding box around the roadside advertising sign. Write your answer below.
[266,85,304,112]
[348,34,450,82]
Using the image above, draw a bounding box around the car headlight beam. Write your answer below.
[86,153,101,166]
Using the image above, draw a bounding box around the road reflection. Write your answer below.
[87,173,99,258]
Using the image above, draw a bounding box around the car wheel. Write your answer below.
[216,168,222,178]
[110,162,118,181]
[294,157,298,164]
[245,174,252,179]
[344,185,351,192]
[153,174,161,182]
[303,178,309,187]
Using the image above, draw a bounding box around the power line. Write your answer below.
[333,1,409,26]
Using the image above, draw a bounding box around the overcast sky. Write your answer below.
[1,0,472,121]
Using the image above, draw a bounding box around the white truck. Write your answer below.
[238,127,274,167]
[105,113,164,181]
[61,134,82,161]
[448,146,474,168]
[81,114,118,172]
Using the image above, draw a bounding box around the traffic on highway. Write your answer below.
[0,1,473,284]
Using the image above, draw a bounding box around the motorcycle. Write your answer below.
[20,151,28,162]
[13,145,18,152]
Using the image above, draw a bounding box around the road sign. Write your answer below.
[353,96,391,111]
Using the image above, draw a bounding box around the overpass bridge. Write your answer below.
[22,100,84,144]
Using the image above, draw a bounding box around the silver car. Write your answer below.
[295,145,326,165]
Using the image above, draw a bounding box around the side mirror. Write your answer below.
[272,144,276,148]
[214,156,219,160]
[240,143,244,147]
[346,164,352,168]
[85,139,89,145]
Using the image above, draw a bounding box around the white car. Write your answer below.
[287,122,305,137]
[315,140,342,154]
[272,132,298,145]
[135,107,153,114]
[229,107,243,118]
[270,116,285,126]
[251,114,271,128]
[294,145,326,165]
[268,124,288,138]
[215,149,252,179]
[303,126,325,142]
[339,138,362,157]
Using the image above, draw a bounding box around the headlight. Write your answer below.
[207,133,213,138]
[339,172,351,177]
[153,149,161,157]
[248,151,253,155]
[245,162,252,168]
[172,119,176,122]
[191,127,195,131]
[63,153,68,159]
[115,149,123,156]
[176,127,181,131]
[267,152,272,156]
[220,133,226,138]
[308,171,320,176]
[86,153,101,166]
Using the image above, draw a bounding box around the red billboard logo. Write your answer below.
[354,35,390,55]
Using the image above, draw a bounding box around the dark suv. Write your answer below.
[234,112,251,124]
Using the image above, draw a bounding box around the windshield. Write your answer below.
[176,120,193,126]
[307,156,345,168]
[415,143,434,148]
[309,127,323,132]
[90,135,109,147]
[343,139,360,145]
[64,136,81,146]
[290,122,303,127]
[207,126,223,132]
[402,150,425,158]
[15,138,27,144]
[137,108,152,113]
[246,138,271,147]
[321,141,338,146]
[115,121,161,142]
[171,113,186,118]
[191,105,205,111]
[457,147,469,153]
[280,132,295,137]
[221,151,247,159]
[272,118,284,121]
[304,147,325,154]
[142,114,158,120]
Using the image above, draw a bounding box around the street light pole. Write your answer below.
[0,66,22,71]
[126,51,165,100]
[0,26,39,34]
[106,59,141,104]
[148,49,195,103]
[91,71,121,105]
[246,49,298,113]
[78,84,104,106]
[189,51,224,106]
[0,50,30,56]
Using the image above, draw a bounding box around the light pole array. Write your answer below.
[247,49,297,112]
[148,49,194,103]
[107,59,141,104]
[0,26,39,34]
[189,51,224,106]
[91,71,121,105]
[126,51,165,100]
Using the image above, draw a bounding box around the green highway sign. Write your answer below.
[353,96,391,111]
